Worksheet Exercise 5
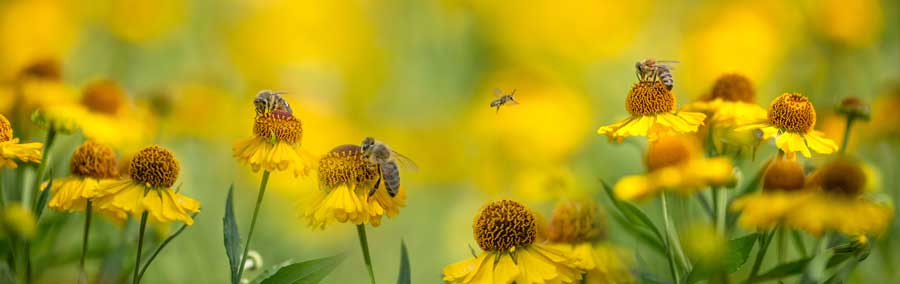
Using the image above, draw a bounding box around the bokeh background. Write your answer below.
[2,0,899,283]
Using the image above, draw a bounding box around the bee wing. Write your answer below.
[656,60,680,64]
[391,150,419,172]
[494,88,504,97]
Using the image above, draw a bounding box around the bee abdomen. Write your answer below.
[381,161,401,197]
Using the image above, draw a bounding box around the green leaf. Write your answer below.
[611,213,666,255]
[397,240,411,284]
[749,253,851,283]
[686,233,758,284]
[255,254,347,284]
[600,180,666,252]
[34,174,52,221]
[224,184,242,284]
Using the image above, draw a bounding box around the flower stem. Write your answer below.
[660,192,682,284]
[747,227,777,282]
[356,224,377,284]
[840,116,854,154]
[133,211,149,284]
[79,201,94,284]
[26,128,56,208]
[236,170,271,282]
[801,233,834,284]
[714,187,727,235]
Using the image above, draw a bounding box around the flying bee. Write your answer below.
[253,90,293,115]
[360,137,417,198]
[635,59,679,90]
[490,88,518,113]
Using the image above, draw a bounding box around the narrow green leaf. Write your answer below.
[397,240,411,284]
[686,233,758,284]
[749,253,851,283]
[256,254,347,284]
[611,214,666,255]
[224,184,242,284]
[600,181,666,246]
[34,174,52,221]
[137,212,199,282]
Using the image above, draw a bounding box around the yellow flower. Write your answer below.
[303,145,406,229]
[0,0,80,80]
[681,225,728,269]
[731,157,810,230]
[736,93,838,159]
[444,200,582,284]
[93,146,200,225]
[0,203,37,240]
[43,141,120,213]
[614,135,734,201]
[0,113,42,168]
[233,108,313,177]
[786,158,893,236]
[686,74,768,150]
[598,81,706,142]
[544,200,635,284]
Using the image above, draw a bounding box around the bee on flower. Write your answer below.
[233,91,313,177]
[543,200,635,284]
[736,93,838,159]
[443,200,583,284]
[0,113,42,169]
[614,135,735,201]
[597,64,706,142]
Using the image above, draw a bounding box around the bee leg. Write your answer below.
[368,175,382,197]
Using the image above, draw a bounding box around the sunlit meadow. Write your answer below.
[1,0,899,283]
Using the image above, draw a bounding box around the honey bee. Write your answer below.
[360,137,417,197]
[490,88,518,113]
[253,90,293,115]
[635,59,678,90]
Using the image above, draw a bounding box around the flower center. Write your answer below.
[762,158,805,192]
[626,81,675,116]
[253,110,303,144]
[318,144,380,190]
[18,59,61,81]
[473,200,537,252]
[707,73,755,103]
[817,158,866,196]
[130,145,180,188]
[646,136,695,171]
[0,114,12,143]
[546,200,605,243]
[70,141,119,179]
[768,93,816,133]
[81,80,125,115]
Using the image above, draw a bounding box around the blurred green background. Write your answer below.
[1,0,899,283]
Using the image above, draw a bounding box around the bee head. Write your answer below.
[361,137,376,152]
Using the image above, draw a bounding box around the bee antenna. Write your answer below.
[510,89,517,96]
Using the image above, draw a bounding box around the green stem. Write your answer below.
[236,170,271,282]
[777,226,786,264]
[715,187,727,235]
[801,233,833,284]
[26,128,56,208]
[748,228,777,282]
[840,116,854,154]
[661,192,682,284]
[133,211,149,284]
[356,224,377,284]
[79,201,93,284]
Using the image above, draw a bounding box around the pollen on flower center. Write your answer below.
[81,79,125,115]
[763,158,805,192]
[768,93,816,133]
[707,73,755,103]
[0,114,12,143]
[626,81,675,116]
[646,136,695,171]
[70,141,119,179]
[318,145,380,190]
[130,145,180,188]
[473,200,537,252]
[817,158,866,196]
[546,200,605,243]
[253,110,303,144]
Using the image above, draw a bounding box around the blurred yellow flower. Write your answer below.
[0,114,42,169]
[544,200,635,284]
[685,73,767,151]
[443,200,582,284]
[0,203,37,240]
[43,141,120,213]
[598,82,706,143]
[233,108,314,177]
[736,93,838,159]
[303,144,406,229]
[100,0,184,43]
[681,225,728,268]
[614,135,734,201]
[812,0,883,47]
[94,146,200,225]
[0,0,80,80]
[862,84,900,140]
